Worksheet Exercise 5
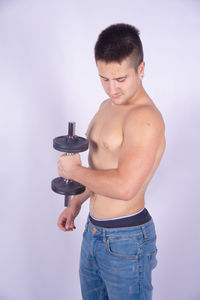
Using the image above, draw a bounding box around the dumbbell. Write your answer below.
[51,122,88,207]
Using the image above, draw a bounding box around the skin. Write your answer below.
[57,57,166,231]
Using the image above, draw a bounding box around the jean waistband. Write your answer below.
[85,217,155,241]
[89,208,151,228]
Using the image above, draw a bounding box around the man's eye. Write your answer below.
[117,78,126,83]
[103,78,109,82]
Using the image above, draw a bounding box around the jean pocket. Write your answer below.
[107,237,139,259]
[148,249,158,270]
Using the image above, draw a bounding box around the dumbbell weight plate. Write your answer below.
[53,136,88,153]
[51,177,86,195]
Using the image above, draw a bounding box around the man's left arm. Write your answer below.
[58,108,165,201]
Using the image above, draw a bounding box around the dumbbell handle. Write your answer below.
[64,122,76,207]
[64,195,72,207]
[68,121,76,137]
[64,152,75,207]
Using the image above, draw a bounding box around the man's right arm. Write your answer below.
[71,187,92,207]
[57,100,107,231]
[57,187,92,232]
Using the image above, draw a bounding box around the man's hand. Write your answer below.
[57,153,82,179]
[57,203,81,232]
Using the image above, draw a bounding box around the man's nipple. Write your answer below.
[103,141,109,150]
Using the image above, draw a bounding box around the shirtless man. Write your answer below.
[57,23,165,300]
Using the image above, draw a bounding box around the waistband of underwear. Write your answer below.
[89,208,152,228]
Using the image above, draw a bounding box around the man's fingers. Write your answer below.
[66,218,76,231]
[57,223,67,231]
[65,217,72,230]
[57,211,76,232]
[57,217,67,231]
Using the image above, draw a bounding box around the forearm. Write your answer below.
[71,186,93,207]
[71,166,127,200]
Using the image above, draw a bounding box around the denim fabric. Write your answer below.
[79,218,157,300]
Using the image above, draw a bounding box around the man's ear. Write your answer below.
[137,61,145,75]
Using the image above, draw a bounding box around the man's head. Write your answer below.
[94,23,144,72]
[95,24,145,105]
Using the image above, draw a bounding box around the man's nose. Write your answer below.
[108,81,118,94]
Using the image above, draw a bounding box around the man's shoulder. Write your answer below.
[128,103,164,122]
[125,103,165,133]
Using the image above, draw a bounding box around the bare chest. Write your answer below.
[88,106,127,153]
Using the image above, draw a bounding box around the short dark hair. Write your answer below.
[94,23,144,70]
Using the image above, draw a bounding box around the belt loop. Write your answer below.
[141,225,147,240]
[103,229,106,243]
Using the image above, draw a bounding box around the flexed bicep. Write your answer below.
[117,107,165,199]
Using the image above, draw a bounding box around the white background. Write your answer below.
[0,0,200,299]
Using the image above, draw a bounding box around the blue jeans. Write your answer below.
[79,218,157,300]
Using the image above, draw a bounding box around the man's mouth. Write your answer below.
[111,94,121,99]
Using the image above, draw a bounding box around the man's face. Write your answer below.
[97,58,144,105]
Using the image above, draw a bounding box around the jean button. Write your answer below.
[92,228,99,233]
